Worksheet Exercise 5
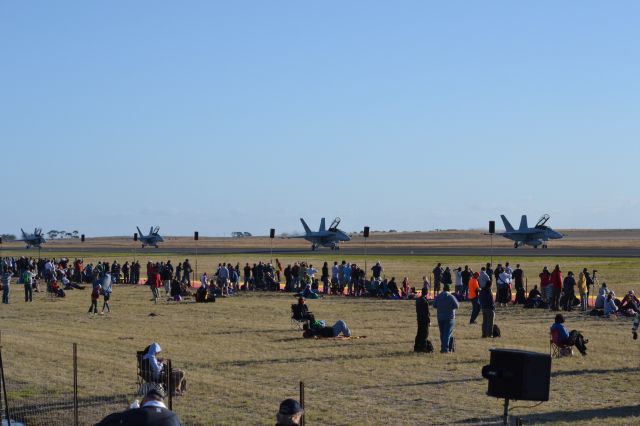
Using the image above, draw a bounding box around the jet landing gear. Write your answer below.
[514,242,519,249]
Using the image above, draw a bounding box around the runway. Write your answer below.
[3,246,639,258]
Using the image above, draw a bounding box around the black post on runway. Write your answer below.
[269,229,275,265]
[363,226,370,277]
[488,221,495,268]
[194,232,199,287]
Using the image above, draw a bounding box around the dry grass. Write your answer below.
[1,253,639,425]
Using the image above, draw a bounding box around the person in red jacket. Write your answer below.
[151,270,162,304]
[550,265,563,311]
[539,266,552,305]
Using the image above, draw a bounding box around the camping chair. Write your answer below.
[291,304,311,330]
[550,330,573,358]
[136,351,169,396]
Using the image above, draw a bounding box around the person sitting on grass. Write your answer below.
[143,343,187,396]
[96,384,181,426]
[276,398,304,426]
[50,280,65,298]
[594,283,609,309]
[298,283,320,299]
[619,291,640,314]
[604,291,619,317]
[550,313,588,356]
[302,320,351,338]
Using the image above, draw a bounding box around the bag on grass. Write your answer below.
[492,324,501,338]
[426,340,434,353]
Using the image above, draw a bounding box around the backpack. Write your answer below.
[22,272,30,285]
[492,324,501,338]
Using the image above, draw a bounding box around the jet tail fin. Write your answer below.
[319,218,326,232]
[500,215,515,232]
[137,226,144,237]
[300,218,312,235]
[519,215,528,231]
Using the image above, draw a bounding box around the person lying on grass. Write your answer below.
[302,320,351,338]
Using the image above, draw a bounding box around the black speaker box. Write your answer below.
[269,228,275,239]
[483,349,550,401]
[134,233,138,242]
[489,220,496,234]
[81,234,85,242]
[363,226,370,238]
[194,231,199,241]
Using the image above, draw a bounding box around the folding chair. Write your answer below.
[291,304,311,330]
[136,350,169,396]
[550,331,573,358]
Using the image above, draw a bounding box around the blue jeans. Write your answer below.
[437,319,455,353]
[2,284,9,304]
[24,284,32,302]
[332,320,351,337]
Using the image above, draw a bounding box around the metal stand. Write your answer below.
[270,238,273,266]
[364,237,368,277]
[195,244,198,288]
[73,343,78,426]
[299,381,305,426]
[490,234,494,268]
[503,398,509,425]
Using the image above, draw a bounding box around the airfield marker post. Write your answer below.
[194,232,199,288]
[363,226,370,277]
[299,381,305,426]
[73,343,78,426]
[269,229,275,265]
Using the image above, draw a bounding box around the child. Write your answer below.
[88,284,100,315]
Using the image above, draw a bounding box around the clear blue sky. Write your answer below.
[2,1,638,236]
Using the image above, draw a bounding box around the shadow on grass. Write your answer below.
[551,366,639,378]
[454,405,640,424]
[214,349,412,367]
[363,376,484,389]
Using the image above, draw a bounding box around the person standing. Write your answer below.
[562,271,576,311]
[461,265,472,299]
[478,267,491,290]
[432,263,443,297]
[454,267,463,298]
[539,266,552,304]
[468,272,481,324]
[101,271,112,314]
[578,268,589,311]
[1,268,11,304]
[433,284,459,353]
[550,265,563,311]
[321,262,329,294]
[23,267,34,302]
[512,264,524,292]
[479,282,496,338]
[414,287,431,352]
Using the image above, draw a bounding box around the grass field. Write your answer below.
[1,252,639,425]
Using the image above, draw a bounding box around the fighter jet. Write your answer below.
[137,226,164,248]
[499,214,563,248]
[297,217,351,251]
[17,228,47,249]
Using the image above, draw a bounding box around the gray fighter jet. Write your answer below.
[499,214,563,248]
[17,228,47,249]
[298,217,351,251]
[137,226,164,248]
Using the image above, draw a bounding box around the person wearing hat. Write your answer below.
[468,272,481,324]
[95,384,181,425]
[432,283,459,353]
[414,287,431,352]
[276,398,304,426]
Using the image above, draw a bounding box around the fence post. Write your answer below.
[73,343,78,426]
[299,381,305,426]
[0,346,11,425]
[167,359,173,411]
